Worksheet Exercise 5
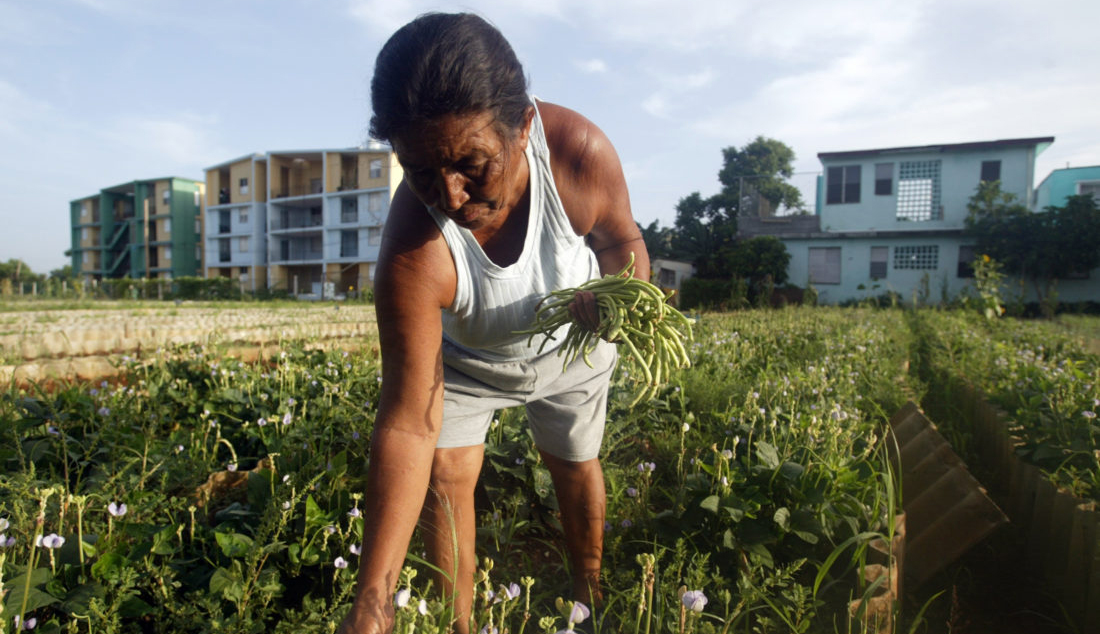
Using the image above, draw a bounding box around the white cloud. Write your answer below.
[106,112,229,169]
[641,93,668,119]
[575,58,607,74]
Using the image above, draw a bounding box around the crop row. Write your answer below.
[911,310,1100,500]
[0,307,913,633]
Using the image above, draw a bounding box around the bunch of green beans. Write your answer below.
[515,254,694,407]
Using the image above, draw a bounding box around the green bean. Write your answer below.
[514,252,694,407]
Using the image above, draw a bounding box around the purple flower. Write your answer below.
[36,533,65,549]
[620,519,632,528]
[569,601,590,624]
[626,487,638,498]
[681,589,708,612]
[498,582,521,601]
[226,463,238,472]
[334,556,348,569]
[108,502,127,517]
[286,398,296,406]
[348,507,361,518]
[1083,410,1097,419]
[351,431,360,440]
[46,425,60,436]
[324,525,337,535]
[257,418,267,427]
[283,412,293,425]
[98,407,110,417]
[637,462,656,473]
[0,535,15,547]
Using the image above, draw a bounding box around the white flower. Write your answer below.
[395,588,412,608]
[418,599,428,615]
[108,502,127,517]
[0,518,8,532]
[348,507,361,518]
[282,501,291,510]
[226,463,238,472]
[349,544,362,555]
[682,422,691,432]
[334,556,348,569]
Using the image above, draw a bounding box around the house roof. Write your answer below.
[818,136,1055,160]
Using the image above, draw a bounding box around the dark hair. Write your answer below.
[369,13,531,142]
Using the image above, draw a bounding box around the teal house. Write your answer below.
[738,136,1099,305]
[1034,165,1100,209]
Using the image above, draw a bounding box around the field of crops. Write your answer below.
[0,301,378,383]
[1,303,1096,633]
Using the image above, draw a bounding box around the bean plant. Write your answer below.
[0,308,917,633]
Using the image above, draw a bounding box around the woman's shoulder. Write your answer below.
[535,100,615,176]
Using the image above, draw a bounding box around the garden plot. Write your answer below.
[0,303,378,382]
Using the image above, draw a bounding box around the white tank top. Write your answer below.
[426,102,600,361]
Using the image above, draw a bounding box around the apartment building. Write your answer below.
[203,144,402,297]
[70,177,205,282]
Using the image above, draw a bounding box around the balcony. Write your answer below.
[270,207,323,232]
[272,182,324,199]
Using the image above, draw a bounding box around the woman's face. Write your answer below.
[391,110,531,232]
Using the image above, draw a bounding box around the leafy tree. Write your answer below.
[49,264,75,280]
[0,259,43,283]
[966,181,1100,313]
[717,136,806,216]
[727,236,791,292]
[638,220,674,261]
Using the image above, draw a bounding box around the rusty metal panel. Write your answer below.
[888,402,1008,588]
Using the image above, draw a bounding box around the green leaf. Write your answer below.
[3,568,59,614]
[773,507,791,530]
[778,461,805,482]
[755,441,780,469]
[724,507,745,522]
[151,525,179,555]
[61,583,106,616]
[119,596,155,618]
[209,562,245,602]
[304,495,331,530]
[90,552,128,582]
[215,531,255,559]
[700,495,720,514]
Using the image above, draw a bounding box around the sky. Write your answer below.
[2,0,1099,275]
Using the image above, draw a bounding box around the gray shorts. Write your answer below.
[438,338,618,462]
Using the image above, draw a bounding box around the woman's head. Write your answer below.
[370,13,532,143]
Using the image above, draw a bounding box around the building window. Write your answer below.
[240,208,248,224]
[163,189,171,205]
[342,198,358,223]
[875,163,893,196]
[341,230,358,258]
[808,247,841,284]
[239,237,250,253]
[194,191,201,207]
[1078,181,1100,201]
[219,239,231,263]
[826,166,861,204]
[164,218,171,234]
[368,226,383,246]
[894,245,939,270]
[957,245,976,278]
[219,210,231,234]
[870,246,888,279]
[164,246,172,261]
[369,159,383,179]
[239,177,249,195]
[980,160,1001,183]
[81,204,89,218]
[195,218,201,235]
[239,266,249,279]
[367,191,385,213]
[81,227,89,241]
[195,245,201,262]
[658,268,676,287]
[896,160,942,222]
